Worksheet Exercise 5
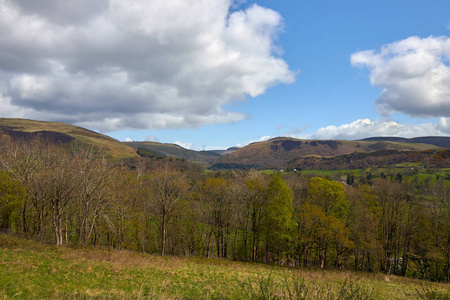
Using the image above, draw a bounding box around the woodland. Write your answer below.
[1,136,450,283]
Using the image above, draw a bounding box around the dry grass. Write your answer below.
[0,118,138,159]
[0,234,449,299]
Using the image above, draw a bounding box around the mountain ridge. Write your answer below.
[1,118,449,169]
[360,136,450,148]
[213,136,444,169]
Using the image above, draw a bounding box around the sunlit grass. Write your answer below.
[0,118,138,159]
[0,234,449,299]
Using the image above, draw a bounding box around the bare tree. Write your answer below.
[1,137,79,245]
[147,171,187,256]
[373,180,406,273]
[71,144,114,245]
[1,136,42,235]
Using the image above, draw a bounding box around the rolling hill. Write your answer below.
[212,137,443,170]
[361,136,450,148]
[0,118,138,159]
[3,233,448,299]
[125,141,221,164]
[1,118,448,170]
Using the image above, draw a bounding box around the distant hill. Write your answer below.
[206,147,240,156]
[360,136,450,148]
[125,141,221,164]
[212,137,442,170]
[3,119,448,170]
[0,118,138,159]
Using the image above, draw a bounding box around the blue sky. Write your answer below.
[1,0,450,149]
[112,0,450,149]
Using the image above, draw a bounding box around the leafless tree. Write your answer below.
[146,171,187,256]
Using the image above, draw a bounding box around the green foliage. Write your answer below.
[0,171,25,231]
[136,147,163,159]
[4,132,450,284]
[306,177,352,243]
[307,177,348,217]
[265,174,296,258]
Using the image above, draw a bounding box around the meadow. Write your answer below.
[289,165,450,186]
[1,234,449,299]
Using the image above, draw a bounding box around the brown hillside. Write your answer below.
[216,137,441,169]
[0,118,138,159]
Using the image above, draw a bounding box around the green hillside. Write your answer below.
[1,233,448,299]
[125,141,220,163]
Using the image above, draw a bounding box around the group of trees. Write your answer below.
[290,149,450,171]
[1,137,450,282]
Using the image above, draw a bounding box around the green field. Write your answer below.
[1,234,449,299]
[280,165,450,186]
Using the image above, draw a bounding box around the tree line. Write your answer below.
[1,137,450,282]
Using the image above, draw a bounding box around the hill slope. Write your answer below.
[125,141,221,163]
[213,137,442,169]
[1,233,448,299]
[361,136,450,148]
[0,118,138,159]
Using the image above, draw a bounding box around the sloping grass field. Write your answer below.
[1,234,449,299]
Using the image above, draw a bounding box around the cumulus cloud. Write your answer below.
[251,119,449,144]
[220,118,450,149]
[302,118,447,140]
[236,135,271,147]
[351,36,450,118]
[174,141,196,150]
[0,93,24,116]
[0,0,295,131]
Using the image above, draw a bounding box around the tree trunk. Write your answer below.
[161,213,166,256]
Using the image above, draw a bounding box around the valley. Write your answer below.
[1,118,450,298]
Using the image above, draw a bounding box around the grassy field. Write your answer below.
[1,234,449,299]
[280,165,450,186]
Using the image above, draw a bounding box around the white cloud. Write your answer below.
[236,135,271,147]
[298,118,447,140]
[0,0,295,131]
[123,137,133,142]
[437,117,450,134]
[351,36,450,118]
[145,136,159,142]
[174,141,196,150]
[0,93,24,117]
[236,118,449,148]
